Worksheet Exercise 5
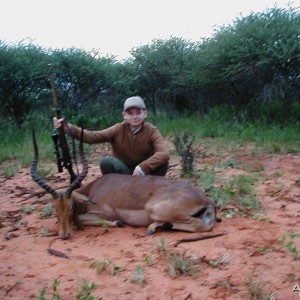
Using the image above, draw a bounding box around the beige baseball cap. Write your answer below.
[123,96,146,111]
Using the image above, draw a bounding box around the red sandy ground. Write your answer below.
[0,145,300,300]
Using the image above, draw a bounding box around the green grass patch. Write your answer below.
[223,174,261,210]
[166,251,200,278]
[3,164,20,178]
[154,111,300,154]
[0,121,54,167]
[90,259,125,276]
[1,110,299,172]
[207,173,261,213]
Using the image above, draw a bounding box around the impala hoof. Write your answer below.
[161,222,173,230]
[146,229,155,236]
[116,220,125,227]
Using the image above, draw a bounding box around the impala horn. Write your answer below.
[31,128,88,198]
[64,128,88,198]
[31,129,59,198]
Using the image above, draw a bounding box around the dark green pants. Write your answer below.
[100,156,168,176]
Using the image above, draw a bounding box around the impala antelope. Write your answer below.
[31,131,218,239]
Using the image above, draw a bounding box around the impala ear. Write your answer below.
[72,191,90,204]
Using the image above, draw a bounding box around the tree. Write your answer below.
[130,37,197,114]
[49,48,118,112]
[190,6,300,121]
[0,41,47,127]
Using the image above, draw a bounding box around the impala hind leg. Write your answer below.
[146,218,213,235]
[146,204,216,234]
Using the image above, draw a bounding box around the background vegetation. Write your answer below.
[0,6,299,166]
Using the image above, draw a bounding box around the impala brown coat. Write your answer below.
[71,174,216,235]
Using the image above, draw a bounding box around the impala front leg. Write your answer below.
[78,214,124,228]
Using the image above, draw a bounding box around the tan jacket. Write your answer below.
[70,121,170,175]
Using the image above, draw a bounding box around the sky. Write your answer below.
[0,0,298,60]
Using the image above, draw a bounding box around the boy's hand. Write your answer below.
[133,166,145,176]
[53,117,64,129]
[132,169,142,176]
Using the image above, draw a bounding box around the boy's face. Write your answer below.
[122,107,148,127]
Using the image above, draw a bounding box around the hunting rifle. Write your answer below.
[48,64,78,184]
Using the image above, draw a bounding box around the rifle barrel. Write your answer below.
[48,64,78,184]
